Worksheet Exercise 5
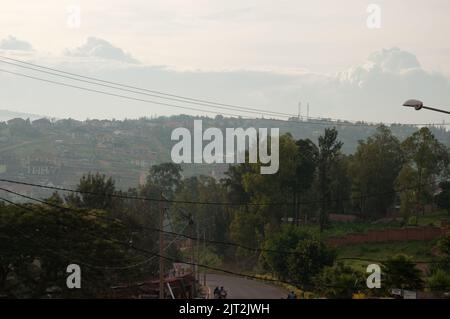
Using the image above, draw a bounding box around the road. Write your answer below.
[206,274,288,299]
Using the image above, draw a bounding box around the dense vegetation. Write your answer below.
[1,124,449,298]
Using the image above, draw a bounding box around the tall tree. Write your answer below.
[66,172,117,210]
[294,139,318,225]
[402,127,449,214]
[317,128,343,231]
[145,163,182,199]
[349,126,404,218]
[435,181,450,213]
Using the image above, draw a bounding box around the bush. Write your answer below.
[428,269,450,292]
[286,239,336,286]
[262,225,312,280]
[314,263,366,298]
[407,216,418,226]
[382,254,424,291]
[199,248,223,268]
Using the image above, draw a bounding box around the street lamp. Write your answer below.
[403,99,450,114]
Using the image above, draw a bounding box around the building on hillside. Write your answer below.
[32,117,52,127]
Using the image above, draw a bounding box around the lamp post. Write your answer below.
[403,99,450,114]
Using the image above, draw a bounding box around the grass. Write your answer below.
[298,210,449,240]
[336,240,439,271]
[415,211,449,227]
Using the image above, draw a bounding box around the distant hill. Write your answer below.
[0,109,45,122]
[0,114,448,196]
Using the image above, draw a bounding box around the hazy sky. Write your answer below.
[0,0,450,123]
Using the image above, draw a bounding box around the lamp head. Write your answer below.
[403,99,423,110]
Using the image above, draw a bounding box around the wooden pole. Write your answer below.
[159,192,165,299]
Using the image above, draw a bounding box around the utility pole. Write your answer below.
[196,218,200,285]
[159,192,165,299]
[203,230,206,286]
[189,213,196,298]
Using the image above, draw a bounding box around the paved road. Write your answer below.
[206,274,287,299]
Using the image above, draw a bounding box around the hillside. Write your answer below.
[0,114,449,198]
[0,109,45,122]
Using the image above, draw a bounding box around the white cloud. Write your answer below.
[325,47,450,121]
[0,36,33,51]
[338,48,422,86]
[0,44,449,125]
[64,37,139,64]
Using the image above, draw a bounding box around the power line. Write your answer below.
[0,68,253,119]
[2,195,448,292]
[3,55,450,127]
[0,190,188,271]
[0,185,444,264]
[0,55,294,117]
[0,195,149,271]
[1,65,448,127]
[0,177,440,207]
[0,58,293,118]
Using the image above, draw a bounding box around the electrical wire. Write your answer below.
[0,177,441,207]
[1,64,449,127]
[0,185,445,264]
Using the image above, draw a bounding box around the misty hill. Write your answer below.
[0,109,45,122]
[0,114,449,197]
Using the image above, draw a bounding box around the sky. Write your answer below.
[0,0,449,124]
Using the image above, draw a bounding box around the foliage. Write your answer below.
[428,269,450,292]
[314,263,366,298]
[199,247,223,268]
[262,225,312,279]
[402,127,449,211]
[286,239,336,286]
[395,164,418,218]
[146,163,182,199]
[350,126,404,218]
[435,181,450,213]
[66,172,117,210]
[0,201,141,298]
[317,128,343,231]
[381,254,424,290]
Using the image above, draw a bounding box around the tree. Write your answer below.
[66,172,117,210]
[229,209,264,263]
[317,128,343,231]
[395,164,419,218]
[286,239,336,286]
[438,233,450,257]
[382,255,424,291]
[294,139,318,225]
[349,126,404,218]
[262,225,312,280]
[173,175,230,257]
[146,163,182,199]
[435,181,450,213]
[223,162,252,205]
[328,155,352,216]
[0,201,140,298]
[225,134,302,257]
[402,127,449,214]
